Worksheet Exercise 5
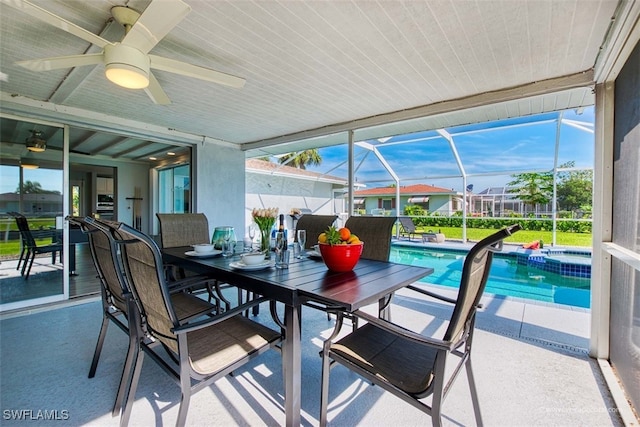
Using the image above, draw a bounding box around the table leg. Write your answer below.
[283,304,301,427]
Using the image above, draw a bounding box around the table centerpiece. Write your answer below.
[252,207,279,259]
[317,226,364,272]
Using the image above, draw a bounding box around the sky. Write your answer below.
[1,107,595,196]
[304,107,595,193]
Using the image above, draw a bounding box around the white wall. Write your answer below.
[246,172,338,233]
[196,143,246,241]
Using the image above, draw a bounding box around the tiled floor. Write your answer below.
[0,283,628,426]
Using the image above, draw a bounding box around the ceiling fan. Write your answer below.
[5,0,246,104]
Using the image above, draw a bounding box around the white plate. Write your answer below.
[306,250,322,259]
[185,250,222,258]
[229,260,274,271]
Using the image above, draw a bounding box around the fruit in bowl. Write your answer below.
[317,226,364,272]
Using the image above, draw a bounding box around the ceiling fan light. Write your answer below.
[105,63,149,89]
[20,154,39,169]
[26,130,46,152]
[104,44,150,89]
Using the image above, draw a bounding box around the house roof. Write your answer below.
[246,158,346,185]
[354,184,458,197]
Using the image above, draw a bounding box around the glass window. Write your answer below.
[159,164,190,213]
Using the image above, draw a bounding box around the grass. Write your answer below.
[397,226,592,247]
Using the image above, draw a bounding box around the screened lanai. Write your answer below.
[248,104,595,246]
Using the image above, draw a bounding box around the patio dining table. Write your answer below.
[163,247,434,426]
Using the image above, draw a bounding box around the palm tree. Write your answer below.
[17,180,43,194]
[278,149,322,169]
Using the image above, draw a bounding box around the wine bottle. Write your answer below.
[278,214,288,250]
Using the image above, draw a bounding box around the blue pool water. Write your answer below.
[390,246,591,308]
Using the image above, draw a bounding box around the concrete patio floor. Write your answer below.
[0,284,627,426]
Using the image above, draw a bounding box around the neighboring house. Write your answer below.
[471,187,553,217]
[353,184,463,216]
[245,159,350,232]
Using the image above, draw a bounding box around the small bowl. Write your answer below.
[193,243,215,254]
[242,252,266,265]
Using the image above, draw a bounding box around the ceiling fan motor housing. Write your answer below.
[104,44,150,89]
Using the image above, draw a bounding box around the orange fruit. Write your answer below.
[318,232,327,244]
[339,227,351,241]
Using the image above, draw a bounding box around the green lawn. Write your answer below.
[398,226,592,247]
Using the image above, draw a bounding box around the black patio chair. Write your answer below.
[156,213,234,311]
[319,224,521,426]
[344,216,397,262]
[108,220,283,426]
[13,213,62,279]
[294,214,338,249]
[69,216,218,420]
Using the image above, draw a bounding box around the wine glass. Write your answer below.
[248,225,256,249]
[222,229,233,257]
[296,229,306,258]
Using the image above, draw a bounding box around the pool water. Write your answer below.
[390,247,591,308]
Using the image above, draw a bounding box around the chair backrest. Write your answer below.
[108,220,179,354]
[444,224,521,342]
[344,216,397,261]
[68,216,128,313]
[295,214,338,249]
[13,214,37,248]
[398,217,416,233]
[156,213,210,248]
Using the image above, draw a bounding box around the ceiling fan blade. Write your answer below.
[121,0,191,54]
[144,72,171,105]
[1,0,110,48]
[149,55,246,88]
[16,53,103,72]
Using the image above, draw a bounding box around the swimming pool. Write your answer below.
[390,246,591,308]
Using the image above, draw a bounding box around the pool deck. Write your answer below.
[1,284,631,426]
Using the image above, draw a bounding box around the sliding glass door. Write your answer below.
[0,115,68,311]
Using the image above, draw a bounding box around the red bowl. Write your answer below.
[318,242,364,272]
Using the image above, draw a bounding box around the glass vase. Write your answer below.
[260,226,271,259]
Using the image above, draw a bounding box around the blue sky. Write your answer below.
[305,107,595,193]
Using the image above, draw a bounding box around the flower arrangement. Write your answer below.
[252,207,278,257]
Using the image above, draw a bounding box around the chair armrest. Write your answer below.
[172,296,270,334]
[404,285,483,309]
[351,309,455,351]
[405,284,457,305]
[167,275,211,293]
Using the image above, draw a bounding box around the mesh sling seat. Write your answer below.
[319,224,521,427]
[13,213,62,279]
[109,221,283,427]
[68,217,217,419]
[398,216,421,241]
[294,214,338,249]
[156,213,236,311]
[344,216,397,262]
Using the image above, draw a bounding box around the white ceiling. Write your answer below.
[0,0,635,159]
